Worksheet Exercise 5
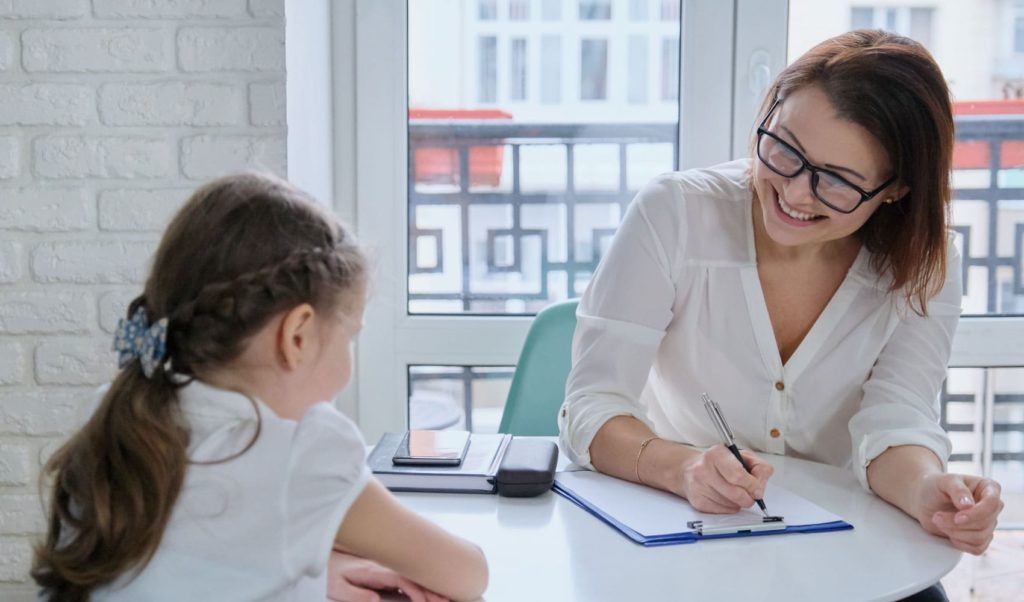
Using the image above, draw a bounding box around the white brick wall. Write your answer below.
[0,243,23,283]
[0,84,96,126]
[99,82,245,126]
[1,189,94,231]
[0,32,13,71]
[22,28,175,73]
[0,136,20,179]
[0,2,286,594]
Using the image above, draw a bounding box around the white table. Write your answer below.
[392,453,961,602]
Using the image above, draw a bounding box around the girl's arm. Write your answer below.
[334,478,488,601]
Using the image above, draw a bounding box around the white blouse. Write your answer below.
[557,159,960,490]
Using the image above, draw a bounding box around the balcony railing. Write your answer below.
[408,121,677,312]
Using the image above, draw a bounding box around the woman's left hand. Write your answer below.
[913,473,1004,555]
[326,550,449,602]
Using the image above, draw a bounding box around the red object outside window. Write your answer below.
[953,100,1024,170]
[410,108,513,187]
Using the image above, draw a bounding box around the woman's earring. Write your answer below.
[884,198,894,204]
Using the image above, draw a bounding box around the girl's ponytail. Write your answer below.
[32,362,188,601]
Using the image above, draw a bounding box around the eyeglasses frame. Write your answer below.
[755,98,897,214]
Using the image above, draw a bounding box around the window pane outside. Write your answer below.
[509,0,529,20]
[406,0,682,431]
[478,36,497,102]
[408,0,680,315]
[660,36,679,101]
[580,38,609,100]
[409,366,514,433]
[509,38,527,100]
[579,0,612,20]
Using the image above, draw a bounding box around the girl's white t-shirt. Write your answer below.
[92,379,370,601]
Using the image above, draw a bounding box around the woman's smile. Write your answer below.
[772,187,826,226]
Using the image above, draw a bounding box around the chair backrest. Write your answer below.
[498,300,579,436]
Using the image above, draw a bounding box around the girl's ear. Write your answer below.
[278,303,316,371]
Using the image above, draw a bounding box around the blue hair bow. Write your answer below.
[113,307,168,378]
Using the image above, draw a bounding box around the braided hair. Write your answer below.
[32,172,368,601]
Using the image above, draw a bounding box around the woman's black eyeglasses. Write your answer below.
[756,99,896,214]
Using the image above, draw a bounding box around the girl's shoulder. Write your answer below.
[293,402,366,452]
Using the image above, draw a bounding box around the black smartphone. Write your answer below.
[392,430,471,466]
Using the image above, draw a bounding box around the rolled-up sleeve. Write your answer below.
[558,175,684,468]
[849,243,962,491]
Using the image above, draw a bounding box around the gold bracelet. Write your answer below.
[634,436,658,485]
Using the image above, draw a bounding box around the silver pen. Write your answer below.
[701,392,769,517]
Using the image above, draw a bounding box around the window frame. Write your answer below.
[347,0,749,440]
[341,0,1024,443]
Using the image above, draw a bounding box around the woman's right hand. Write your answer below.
[674,445,774,513]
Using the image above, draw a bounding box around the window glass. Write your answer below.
[580,39,609,100]
[510,38,527,100]
[408,0,680,314]
[509,0,529,20]
[660,36,679,101]
[579,0,612,20]
[478,36,497,103]
[409,366,514,433]
[478,0,497,20]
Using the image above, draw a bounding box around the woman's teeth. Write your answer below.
[778,196,820,221]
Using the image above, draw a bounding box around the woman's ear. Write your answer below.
[278,303,316,371]
[895,184,910,203]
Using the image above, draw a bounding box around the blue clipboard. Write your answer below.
[553,471,852,547]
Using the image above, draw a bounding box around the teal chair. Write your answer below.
[498,299,579,436]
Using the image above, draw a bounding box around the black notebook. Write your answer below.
[367,432,513,493]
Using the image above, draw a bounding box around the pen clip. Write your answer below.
[701,392,735,445]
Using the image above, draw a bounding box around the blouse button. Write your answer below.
[561,408,567,418]
[774,381,785,391]
[770,428,781,439]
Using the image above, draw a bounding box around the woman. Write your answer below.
[557,29,1003,595]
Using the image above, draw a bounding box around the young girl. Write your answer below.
[32,173,488,601]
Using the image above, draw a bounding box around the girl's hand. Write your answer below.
[675,445,774,513]
[913,473,1004,555]
[326,550,448,602]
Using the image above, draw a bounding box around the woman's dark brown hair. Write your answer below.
[31,172,368,601]
[754,29,954,314]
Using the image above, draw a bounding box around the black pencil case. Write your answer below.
[494,437,559,497]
